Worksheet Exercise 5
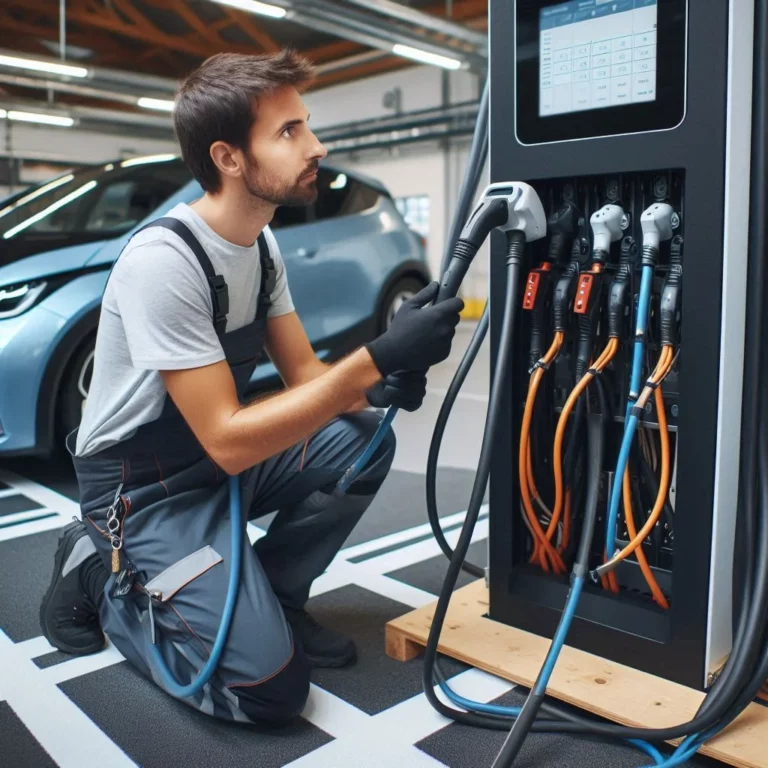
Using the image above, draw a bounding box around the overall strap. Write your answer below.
[144,217,229,337]
[256,231,276,306]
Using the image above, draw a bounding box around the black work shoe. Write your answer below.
[40,519,105,656]
[283,606,357,669]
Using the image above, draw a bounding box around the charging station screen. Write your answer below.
[539,0,658,117]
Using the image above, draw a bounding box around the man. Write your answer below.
[39,49,463,725]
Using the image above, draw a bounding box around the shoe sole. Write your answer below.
[39,523,105,657]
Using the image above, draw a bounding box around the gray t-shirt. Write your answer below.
[75,203,295,457]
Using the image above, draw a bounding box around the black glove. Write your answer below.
[365,281,464,376]
[366,369,428,412]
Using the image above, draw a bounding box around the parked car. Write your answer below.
[0,155,430,457]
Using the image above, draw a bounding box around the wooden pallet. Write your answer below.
[385,580,768,768]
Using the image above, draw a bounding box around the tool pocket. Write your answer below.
[144,545,223,602]
[141,545,225,652]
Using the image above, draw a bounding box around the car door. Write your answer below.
[269,167,385,354]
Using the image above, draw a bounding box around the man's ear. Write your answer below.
[209,141,243,182]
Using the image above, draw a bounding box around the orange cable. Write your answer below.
[622,467,669,608]
[550,337,619,555]
[519,332,566,573]
[598,346,674,577]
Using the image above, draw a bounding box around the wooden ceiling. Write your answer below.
[0,0,488,101]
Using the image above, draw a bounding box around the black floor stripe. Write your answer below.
[0,495,43,517]
[0,511,57,529]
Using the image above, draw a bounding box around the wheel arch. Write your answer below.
[35,306,101,456]
[374,260,431,324]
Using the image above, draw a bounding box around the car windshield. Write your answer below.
[0,156,192,241]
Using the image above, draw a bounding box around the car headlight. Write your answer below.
[0,280,48,319]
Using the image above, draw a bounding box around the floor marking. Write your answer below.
[0,508,56,528]
[0,629,137,767]
[1,471,500,768]
[336,504,489,562]
[0,470,81,520]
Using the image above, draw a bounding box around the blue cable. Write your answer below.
[604,414,639,557]
[336,406,398,492]
[147,404,399,697]
[534,575,584,695]
[605,264,654,554]
[436,666,665,765]
[147,473,243,698]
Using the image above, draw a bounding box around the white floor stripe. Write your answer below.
[41,641,126,686]
[0,507,55,527]
[0,514,70,542]
[301,683,371,734]
[336,504,488,561]
[285,668,516,768]
[0,470,81,519]
[16,635,55,660]
[0,630,137,768]
[0,488,21,500]
[357,520,488,575]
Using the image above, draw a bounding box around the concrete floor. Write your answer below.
[390,321,489,474]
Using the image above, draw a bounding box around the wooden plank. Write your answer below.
[386,580,768,768]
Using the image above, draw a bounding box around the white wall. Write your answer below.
[0,121,179,167]
[303,65,444,129]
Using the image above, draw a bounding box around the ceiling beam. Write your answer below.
[164,0,222,48]
[0,10,131,63]
[8,0,256,59]
[303,39,363,65]
[216,4,280,53]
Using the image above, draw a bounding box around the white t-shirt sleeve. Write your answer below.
[263,227,295,319]
[110,239,226,370]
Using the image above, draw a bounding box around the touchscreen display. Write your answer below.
[540,0,658,117]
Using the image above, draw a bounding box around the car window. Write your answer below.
[270,168,381,230]
[0,158,191,240]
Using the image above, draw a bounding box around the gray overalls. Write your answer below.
[66,218,396,723]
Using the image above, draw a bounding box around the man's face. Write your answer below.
[241,85,327,207]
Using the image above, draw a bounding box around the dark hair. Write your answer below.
[174,49,315,193]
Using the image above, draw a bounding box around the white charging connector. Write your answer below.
[483,181,548,242]
[640,202,675,249]
[589,204,626,254]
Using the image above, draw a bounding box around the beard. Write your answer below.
[242,155,319,207]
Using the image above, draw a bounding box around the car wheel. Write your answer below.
[378,277,426,333]
[58,335,95,441]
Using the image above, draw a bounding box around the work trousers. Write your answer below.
[71,411,395,724]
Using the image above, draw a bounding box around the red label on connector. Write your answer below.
[523,271,541,310]
[573,274,594,314]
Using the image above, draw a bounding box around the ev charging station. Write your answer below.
[484,0,754,693]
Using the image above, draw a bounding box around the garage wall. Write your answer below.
[0,64,491,306]
[324,65,490,309]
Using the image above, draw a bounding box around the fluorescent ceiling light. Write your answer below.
[210,0,287,19]
[392,44,462,70]
[0,174,74,220]
[0,54,88,78]
[120,154,178,168]
[0,109,5,119]
[3,180,97,239]
[138,97,175,112]
[6,110,74,127]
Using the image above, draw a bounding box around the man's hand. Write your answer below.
[364,282,463,376]
[366,370,427,412]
